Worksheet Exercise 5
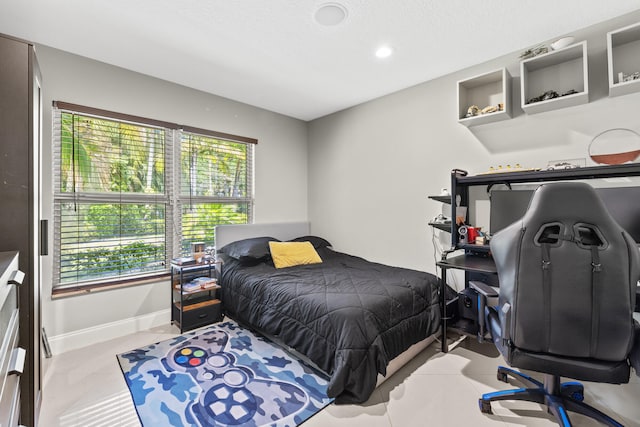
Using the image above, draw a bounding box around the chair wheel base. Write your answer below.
[479,399,492,414]
[479,368,625,427]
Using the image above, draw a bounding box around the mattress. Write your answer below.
[220,246,440,403]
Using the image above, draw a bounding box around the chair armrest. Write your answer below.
[469,281,498,298]
[469,281,499,307]
[469,281,499,343]
[500,303,512,343]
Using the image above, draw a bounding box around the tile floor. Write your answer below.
[39,324,640,427]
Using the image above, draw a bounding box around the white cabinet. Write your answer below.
[457,68,511,127]
[607,21,640,97]
[0,252,23,427]
[521,41,588,114]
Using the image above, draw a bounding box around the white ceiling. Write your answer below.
[2,0,640,121]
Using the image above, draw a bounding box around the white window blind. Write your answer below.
[178,130,253,256]
[52,103,255,290]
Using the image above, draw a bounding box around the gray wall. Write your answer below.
[36,45,309,336]
[34,9,640,337]
[308,11,640,276]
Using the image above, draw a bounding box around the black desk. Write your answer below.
[436,254,497,352]
[435,164,640,352]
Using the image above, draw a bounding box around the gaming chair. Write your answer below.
[473,182,640,426]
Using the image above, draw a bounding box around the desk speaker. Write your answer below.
[458,225,468,244]
[458,287,479,325]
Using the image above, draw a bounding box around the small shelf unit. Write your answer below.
[171,261,223,332]
[521,41,589,114]
[457,68,512,127]
[607,21,640,97]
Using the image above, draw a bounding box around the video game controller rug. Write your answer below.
[117,321,333,426]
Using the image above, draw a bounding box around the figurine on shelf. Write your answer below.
[619,71,640,82]
[528,90,558,104]
[465,105,480,117]
[466,103,504,117]
[528,89,578,104]
[481,105,498,114]
[520,44,549,59]
[546,161,580,170]
[478,163,540,175]
[562,89,578,96]
[204,245,216,262]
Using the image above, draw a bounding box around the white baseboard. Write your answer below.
[47,309,171,355]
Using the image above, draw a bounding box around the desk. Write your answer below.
[436,254,497,352]
[435,164,640,353]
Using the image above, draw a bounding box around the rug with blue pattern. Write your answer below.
[117,321,333,426]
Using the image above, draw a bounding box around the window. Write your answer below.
[52,103,255,290]
[179,131,252,256]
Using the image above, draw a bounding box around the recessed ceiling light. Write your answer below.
[314,2,348,26]
[375,45,393,59]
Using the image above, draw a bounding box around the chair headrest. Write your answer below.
[523,182,616,230]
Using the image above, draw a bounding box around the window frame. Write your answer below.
[52,102,256,293]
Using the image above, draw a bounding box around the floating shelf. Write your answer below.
[428,222,451,232]
[428,195,452,204]
[521,41,589,114]
[607,21,640,97]
[457,68,512,127]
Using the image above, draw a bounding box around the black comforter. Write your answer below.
[220,247,440,403]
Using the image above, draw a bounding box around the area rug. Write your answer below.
[117,321,333,426]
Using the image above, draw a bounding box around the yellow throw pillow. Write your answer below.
[269,241,322,269]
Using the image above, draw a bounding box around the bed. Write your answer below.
[215,222,441,404]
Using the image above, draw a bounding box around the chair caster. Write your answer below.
[561,382,584,402]
[497,371,508,383]
[479,399,493,414]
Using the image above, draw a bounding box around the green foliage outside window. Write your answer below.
[180,133,248,198]
[61,241,165,283]
[85,204,165,240]
[59,113,165,194]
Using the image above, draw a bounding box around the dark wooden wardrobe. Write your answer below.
[0,33,43,427]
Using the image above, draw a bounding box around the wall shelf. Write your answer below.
[457,68,511,127]
[607,21,640,97]
[428,195,452,204]
[428,222,451,232]
[428,194,452,233]
[521,41,589,114]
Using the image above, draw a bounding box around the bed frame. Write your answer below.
[215,222,437,388]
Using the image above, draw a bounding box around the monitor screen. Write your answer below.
[489,190,533,236]
[489,186,640,243]
[595,187,640,244]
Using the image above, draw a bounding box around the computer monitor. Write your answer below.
[489,186,640,243]
[489,190,533,236]
[595,186,640,244]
